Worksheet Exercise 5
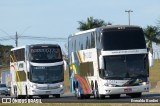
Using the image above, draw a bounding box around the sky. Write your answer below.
[0,0,160,52]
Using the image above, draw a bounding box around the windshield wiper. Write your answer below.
[130,73,148,78]
[32,81,46,84]
[104,76,124,80]
[136,74,148,78]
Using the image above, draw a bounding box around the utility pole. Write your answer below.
[15,32,18,47]
[125,10,133,25]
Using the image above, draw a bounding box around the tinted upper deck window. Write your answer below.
[102,29,146,50]
[29,46,62,63]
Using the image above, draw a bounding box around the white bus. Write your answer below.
[68,25,150,99]
[10,44,64,98]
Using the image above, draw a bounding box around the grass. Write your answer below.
[64,69,70,92]
[149,60,160,89]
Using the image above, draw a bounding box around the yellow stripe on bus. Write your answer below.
[10,55,22,94]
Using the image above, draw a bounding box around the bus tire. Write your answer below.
[25,86,29,99]
[109,94,120,99]
[55,94,60,98]
[18,95,26,99]
[128,92,142,98]
[14,86,18,99]
[77,88,84,99]
[40,95,49,99]
[91,81,94,94]
[75,88,78,97]
[28,95,33,99]
[94,81,105,99]
[73,81,76,90]
[74,81,79,97]
[84,94,90,99]
[25,86,33,99]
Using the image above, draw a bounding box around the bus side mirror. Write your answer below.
[99,55,104,70]
[148,51,154,67]
[63,60,68,71]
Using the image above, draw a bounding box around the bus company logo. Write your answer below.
[111,50,139,54]
[2,98,11,103]
[2,98,42,103]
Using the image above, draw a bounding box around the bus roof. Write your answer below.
[101,25,142,31]
[11,44,61,51]
[73,28,97,36]
[71,25,142,37]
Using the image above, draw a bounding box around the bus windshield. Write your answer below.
[102,29,146,50]
[30,65,64,83]
[30,47,62,63]
[103,54,149,80]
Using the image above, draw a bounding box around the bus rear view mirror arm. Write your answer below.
[99,55,104,70]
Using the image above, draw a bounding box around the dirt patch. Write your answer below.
[150,81,158,89]
[150,81,160,92]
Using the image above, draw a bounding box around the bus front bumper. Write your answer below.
[29,87,64,96]
[99,84,150,95]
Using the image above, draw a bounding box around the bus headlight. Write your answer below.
[32,84,38,89]
[104,83,116,87]
[140,82,149,85]
[59,84,63,88]
[142,82,147,85]
[108,84,114,87]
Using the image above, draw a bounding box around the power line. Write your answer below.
[21,35,67,40]
[0,28,67,46]
[0,38,13,41]
[0,29,15,40]
[0,35,67,42]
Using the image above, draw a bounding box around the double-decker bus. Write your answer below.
[10,44,64,98]
[68,25,150,99]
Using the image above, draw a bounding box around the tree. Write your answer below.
[157,17,160,30]
[0,45,13,66]
[77,17,111,31]
[144,25,160,49]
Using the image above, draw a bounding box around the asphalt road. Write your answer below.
[0,92,160,103]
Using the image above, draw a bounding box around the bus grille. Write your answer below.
[37,86,60,90]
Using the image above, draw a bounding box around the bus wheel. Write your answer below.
[109,94,120,99]
[84,95,90,99]
[128,92,142,98]
[75,88,78,97]
[28,95,33,99]
[91,81,94,94]
[55,94,60,98]
[94,81,102,99]
[73,81,76,90]
[94,89,98,99]
[94,81,104,99]
[94,81,98,99]
[14,86,18,98]
[40,95,49,99]
[74,81,79,97]
[94,89,104,99]
[77,89,84,99]
[99,94,105,99]
[25,86,29,99]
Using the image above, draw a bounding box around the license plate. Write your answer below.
[124,88,132,92]
[46,91,51,94]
